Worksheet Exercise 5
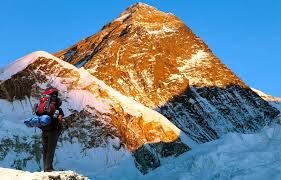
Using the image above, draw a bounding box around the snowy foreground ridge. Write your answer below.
[0,168,88,180]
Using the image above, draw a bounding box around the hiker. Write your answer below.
[33,88,64,172]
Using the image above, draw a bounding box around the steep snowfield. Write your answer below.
[94,124,281,180]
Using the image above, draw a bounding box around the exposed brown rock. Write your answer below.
[54,3,247,107]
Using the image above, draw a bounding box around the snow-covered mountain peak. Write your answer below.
[125,2,156,12]
[0,50,74,82]
[54,2,247,108]
[112,2,180,35]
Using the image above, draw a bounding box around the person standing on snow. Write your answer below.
[33,88,64,172]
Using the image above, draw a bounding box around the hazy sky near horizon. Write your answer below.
[0,0,280,96]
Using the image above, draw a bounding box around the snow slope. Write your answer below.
[2,118,281,179]
[95,124,281,180]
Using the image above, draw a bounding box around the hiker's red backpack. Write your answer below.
[35,88,62,116]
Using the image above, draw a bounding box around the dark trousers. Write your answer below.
[42,130,59,171]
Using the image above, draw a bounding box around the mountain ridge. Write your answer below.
[0,50,190,174]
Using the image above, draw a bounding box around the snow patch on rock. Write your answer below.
[146,26,176,35]
[252,88,281,112]
[177,50,209,72]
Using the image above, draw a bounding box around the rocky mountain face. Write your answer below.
[0,51,189,174]
[55,3,280,143]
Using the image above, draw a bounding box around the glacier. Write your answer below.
[95,123,281,180]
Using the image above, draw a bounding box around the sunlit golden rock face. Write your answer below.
[55,3,279,143]
[55,3,246,108]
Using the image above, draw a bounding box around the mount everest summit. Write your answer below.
[55,3,279,142]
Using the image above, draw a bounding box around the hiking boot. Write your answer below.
[44,168,55,172]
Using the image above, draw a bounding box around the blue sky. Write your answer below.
[1,0,280,96]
